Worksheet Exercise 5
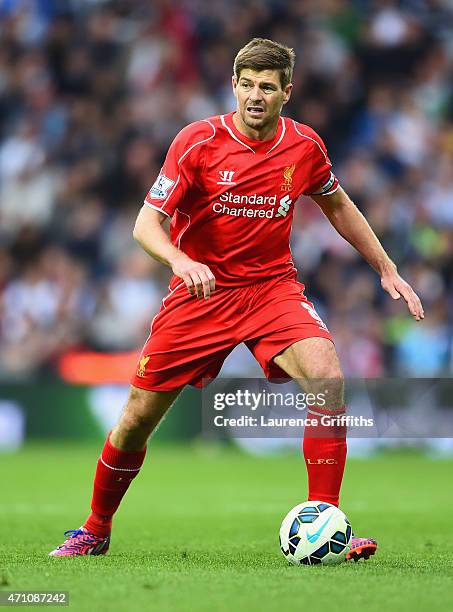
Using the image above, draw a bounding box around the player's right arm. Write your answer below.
[134,120,216,300]
[133,205,215,299]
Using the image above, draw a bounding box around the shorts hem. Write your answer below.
[131,378,186,393]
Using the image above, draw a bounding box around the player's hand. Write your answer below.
[381,271,424,321]
[170,253,216,299]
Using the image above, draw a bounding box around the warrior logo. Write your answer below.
[217,170,236,185]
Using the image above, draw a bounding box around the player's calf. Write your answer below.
[110,386,181,450]
[49,386,182,556]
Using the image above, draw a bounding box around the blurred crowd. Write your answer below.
[0,0,452,380]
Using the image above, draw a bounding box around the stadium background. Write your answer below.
[1,2,453,610]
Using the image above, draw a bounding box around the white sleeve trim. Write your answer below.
[307,184,340,197]
[177,120,216,164]
[159,120,216,211]
[144,201,172,218]
[292,120,331,167]
[318,184,340,196]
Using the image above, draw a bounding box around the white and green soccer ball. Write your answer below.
[279,501,352,565]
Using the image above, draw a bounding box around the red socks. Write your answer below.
[84,409,346,538]
[84,434,147,537]
[303,406,347,507]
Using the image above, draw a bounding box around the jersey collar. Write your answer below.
[221,112,286,155]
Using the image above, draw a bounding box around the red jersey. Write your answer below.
[144,111,339,288]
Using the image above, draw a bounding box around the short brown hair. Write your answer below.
[233,38,295,89]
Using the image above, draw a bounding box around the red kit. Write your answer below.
[132,113,339,390]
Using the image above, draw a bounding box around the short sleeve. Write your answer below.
[144,121,213,217]
[303,130,339,197]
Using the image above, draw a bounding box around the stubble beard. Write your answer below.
[240,100,284,135]
[241,108,270,132]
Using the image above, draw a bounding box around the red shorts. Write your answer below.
[131,275,333,391]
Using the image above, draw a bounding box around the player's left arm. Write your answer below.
[311,186,424,321]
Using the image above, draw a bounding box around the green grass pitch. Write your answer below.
[1,443,452,611]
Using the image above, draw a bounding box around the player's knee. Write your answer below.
[305,361,344,407]
[119,386,175,435]
[300,364,343,385]
[119,410,152,434]
[308,347,344,381]
[318,363,343,381]
[119,393,155,433]
[128,385,149,407]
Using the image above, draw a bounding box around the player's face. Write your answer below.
[232,69,292,138]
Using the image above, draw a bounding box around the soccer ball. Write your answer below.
[279,501,352,565]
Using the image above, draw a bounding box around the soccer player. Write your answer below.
[50,38,424,559]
